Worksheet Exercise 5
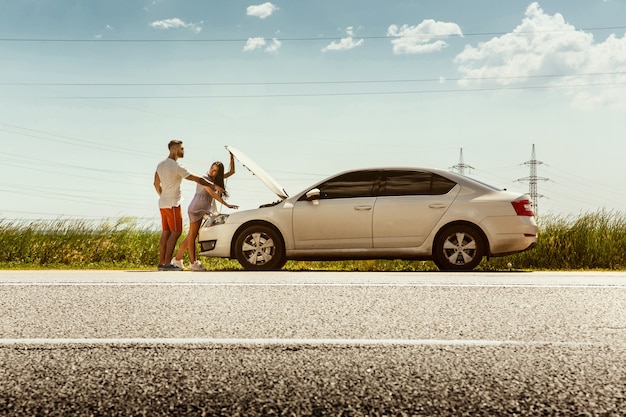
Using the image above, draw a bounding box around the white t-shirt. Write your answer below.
[156,158,191,208]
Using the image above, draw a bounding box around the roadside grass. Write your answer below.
[1,209,624,271]
[482,209,626,271]
[0,217,157,270]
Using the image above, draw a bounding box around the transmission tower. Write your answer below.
[450,148,474,175]
[517,144,549,216]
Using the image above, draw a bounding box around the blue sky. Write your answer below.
[1,0,625,223]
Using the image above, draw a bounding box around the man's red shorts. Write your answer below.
[160,206,183,232]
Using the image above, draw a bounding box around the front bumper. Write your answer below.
[197,220,241,258]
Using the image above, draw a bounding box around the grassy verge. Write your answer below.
[1,210,625,271]
[483,209,626,271]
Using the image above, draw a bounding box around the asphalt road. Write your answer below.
[1,270,625,416]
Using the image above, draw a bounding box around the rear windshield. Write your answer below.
[460,174,503,191]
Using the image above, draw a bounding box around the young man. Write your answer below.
[153,140,220,271]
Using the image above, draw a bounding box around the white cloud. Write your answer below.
[244,37,282,53]
[387,19,463,55]
[454,2,626,109]
[322,27,364,52]
[244,37,266,52]
[265,38,282,53]
[150,18,202,34]
[247,2,279,19]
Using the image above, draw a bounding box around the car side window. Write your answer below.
[381,170,456,196]
[314,170,381,199]
[431,173,457,194]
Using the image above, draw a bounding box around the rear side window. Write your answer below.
[431,173,457,194]
[316,170,380,199]
[381,170,456,196]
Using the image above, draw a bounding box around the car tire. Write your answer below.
[433,224,485,271]
[234,224,286,271]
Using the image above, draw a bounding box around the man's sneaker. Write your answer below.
[159,263,184,271]
[190,260,206,271]
[171,258,185,270]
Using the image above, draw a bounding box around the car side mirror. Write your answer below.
[306,188,321,205]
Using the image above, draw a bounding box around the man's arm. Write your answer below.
[186,174,224,194]
[153,172,162,195]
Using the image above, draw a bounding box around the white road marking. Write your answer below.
[2,270,625,287]
[1,282,624,288]
[0,338,606,347]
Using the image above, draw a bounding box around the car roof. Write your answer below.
[308,167,503,192]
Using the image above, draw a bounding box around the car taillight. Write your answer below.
[511,199,534,216]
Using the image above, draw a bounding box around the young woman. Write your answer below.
[172,153,237,271]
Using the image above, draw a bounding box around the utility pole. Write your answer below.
[450,148,474,175]
[517,144,549,216]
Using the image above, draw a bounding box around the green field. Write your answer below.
[1,210,625,271]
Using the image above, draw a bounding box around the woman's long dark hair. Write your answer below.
[209,161,228,198]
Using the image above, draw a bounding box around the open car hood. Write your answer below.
[226,145,289,200]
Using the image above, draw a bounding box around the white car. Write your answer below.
[198,146,537,271]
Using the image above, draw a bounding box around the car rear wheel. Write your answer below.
[433,224,485,271]
[234,224,286,271]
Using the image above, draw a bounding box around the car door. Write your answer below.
[292,170,381,249]
[373,169,459,248]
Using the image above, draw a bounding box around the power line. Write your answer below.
[35,80,626,99]
[0,124,161,160]
[2,72,622,87]
[0,210,157,222]
[1,26,625,42]
[0,152,145,178]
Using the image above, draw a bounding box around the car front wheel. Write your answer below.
[433,224,485,271]
[234,224,286,271]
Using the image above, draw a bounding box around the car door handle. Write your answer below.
[429,204,447,209]
[354,205,373,211]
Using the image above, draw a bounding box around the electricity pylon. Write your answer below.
[517,144,549,216]
[450,148,474,175]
